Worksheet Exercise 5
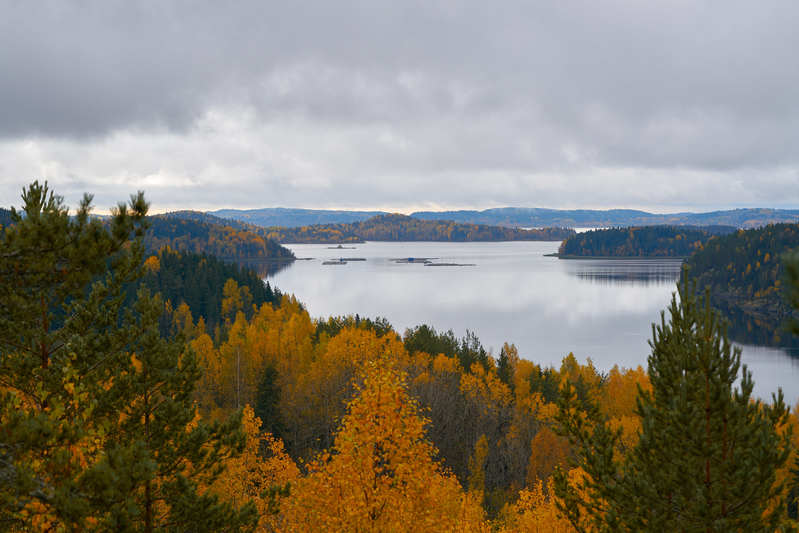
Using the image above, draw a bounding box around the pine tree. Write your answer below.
[0,181,148,528]
[0,182,256,530]
[555,276,793,532]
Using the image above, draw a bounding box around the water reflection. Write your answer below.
[564,259,683,285]
[233,258,294,278]
[267,241,799,404]
[715,301,799,350]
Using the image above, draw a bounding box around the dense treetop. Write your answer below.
[558,225,734,258]
[260,213,574,243]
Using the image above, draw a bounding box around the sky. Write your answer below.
[1,1,798,214]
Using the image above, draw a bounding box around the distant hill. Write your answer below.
[410,207,799,229]
[684,223,799,347]
[211,206,799,230]
[146,213,295,261]
[211,207,383,228]
[558,226,736,258]
[260,214,574,243]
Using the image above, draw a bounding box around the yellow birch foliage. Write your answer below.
[210,405,299,531]
[500,477,575,533]
[281,362,489,532]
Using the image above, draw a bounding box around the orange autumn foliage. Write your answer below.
[281,361,489,532]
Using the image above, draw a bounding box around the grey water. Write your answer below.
[268,241,799,405]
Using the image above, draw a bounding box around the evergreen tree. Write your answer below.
[555,277,793,532]
[0,182,256,530]
[254,364,284,439]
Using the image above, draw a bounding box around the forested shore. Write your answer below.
[257,213,574,244]
[3,183,799,531]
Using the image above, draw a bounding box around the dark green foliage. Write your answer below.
[403,324,460,358]
[145,213,294,260]
[137,247,282,331]
[527,366,562,404]
[254,365,284,439]
[314,314,395,341]
[496,346,513,386]
[559,225,730,258]
[262,213,574,243]
[554,278,793,532]
[685,223,799,346]
[402,325,491,373]
[89,290,256,531]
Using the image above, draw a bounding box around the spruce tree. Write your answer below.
[555,276,793,532]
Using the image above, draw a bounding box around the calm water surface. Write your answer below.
[268,241,799,404]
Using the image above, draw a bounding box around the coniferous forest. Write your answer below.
[558,225,735,258]
[3,183,799,531]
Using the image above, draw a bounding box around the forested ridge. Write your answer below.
[261,213,574,243]
[136,247,283,334]
[684,223,799,345]
[558,225,734,257]
[145,213,295,260]
[4,183,799,531]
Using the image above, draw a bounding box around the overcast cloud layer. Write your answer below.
[1,1,798,212]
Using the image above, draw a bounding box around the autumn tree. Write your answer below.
[282,361,488,531]
[555,278,794,531]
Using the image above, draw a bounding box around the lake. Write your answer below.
[267,241,799,404]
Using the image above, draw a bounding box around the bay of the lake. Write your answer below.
[268,241,799,404]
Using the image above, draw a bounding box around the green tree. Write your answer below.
[0,182,255,531]
[555,277,793,532]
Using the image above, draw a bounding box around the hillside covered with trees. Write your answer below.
[136,247,283,334]
[685,223,799,346]
[145,213,295,261]
[262,213,573,243]
[4,182,799,531]
[558,225,734,258]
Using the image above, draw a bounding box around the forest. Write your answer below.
[685,223,799,346]
[558,225,734,257]
[260,213,574,243]
[145,214,295,261]
[135,247,284,334]
[4,183,799,531]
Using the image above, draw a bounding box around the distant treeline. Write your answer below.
[261,214,574,243]
[684,223,799,346]
[135,247,283,333]
[145,214,295,260]
[558,225,735,258]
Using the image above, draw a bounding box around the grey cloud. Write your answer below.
[1,1,799,209]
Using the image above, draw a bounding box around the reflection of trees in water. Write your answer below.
[713,301,799,350]
[231,259,294,279]
[567,260,682,286]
